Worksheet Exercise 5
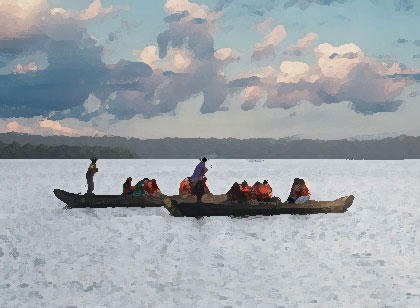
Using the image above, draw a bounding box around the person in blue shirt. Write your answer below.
[189,157,208,202]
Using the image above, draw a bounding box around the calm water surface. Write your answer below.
[1,159,420,307]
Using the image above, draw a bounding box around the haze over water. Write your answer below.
[1,159,420,307]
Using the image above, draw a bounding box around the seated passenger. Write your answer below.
[145,179,162,196]
[240,180,252,201]
[122,177,135,195]
[227,182,242,201]
[132,178,149,196]
[287,178,310,203]
[287,178,300,203]
[259,180,273,202]
[251,181,262,200]
[295,179,310,203]
[179,178,191,195]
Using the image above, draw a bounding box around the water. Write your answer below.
[1,159,420,307]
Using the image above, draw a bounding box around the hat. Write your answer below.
[90,157,98,164]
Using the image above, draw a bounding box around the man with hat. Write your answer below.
[86,158,98,195]
[189,157,209,202]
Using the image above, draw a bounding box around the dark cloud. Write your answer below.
[163,11,189,23]
[397,38,409,43]
[228,76,261,88]
[394,0,414,11]
[0,4,158,120]
[0,35,108,118]
[414,54,420,59]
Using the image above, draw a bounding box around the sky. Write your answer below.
[0,0,419,139]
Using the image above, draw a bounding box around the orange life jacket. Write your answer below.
[258,184,273,201]
[179,178,191,195]
[240,185,252,200]
[293,184,310,198]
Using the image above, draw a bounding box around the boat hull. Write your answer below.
[163,195,355,217]
[54,189,163,208]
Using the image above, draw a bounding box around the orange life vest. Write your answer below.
[240,185,252,200]
[179,178,191,195]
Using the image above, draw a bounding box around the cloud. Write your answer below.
[4,117,105,137]
[397,38,409,43]
[252,25,286,61]
[68,84,420,140]
[0,0,156,120]
[285,32,319,56]
[6,121,35,135]
[294,32,319,54]
[255,18,274,33]
[50,0,126,21]
[232,42,420,114]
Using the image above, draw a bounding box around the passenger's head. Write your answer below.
[293,178,300,184]
[241,180,248,187]
[263,180,268,185]
[127,177,132,182]
[201,157,207,163]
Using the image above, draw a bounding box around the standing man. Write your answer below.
[86,158,98,195]
[189,157,208,202]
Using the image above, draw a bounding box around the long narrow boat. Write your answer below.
[54,189,164,208]
[163,194,355,217]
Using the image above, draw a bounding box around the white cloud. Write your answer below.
[165,0,209,20]
[296,32,319,49]
[277,61,311,83]
[214,48,240,62]
[13,62,38,74]
[315,43,366,80]
[50,0,125,21]
[2,117,105,137]
[83,93,101,114]
[252,25,286,61]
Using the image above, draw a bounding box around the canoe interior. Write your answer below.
[54,189,163,208]
[163,195,355,217]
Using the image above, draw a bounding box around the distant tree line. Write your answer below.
[0,141,138,159]
[1,132,420,159]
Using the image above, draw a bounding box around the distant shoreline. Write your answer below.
[0,132,419,159]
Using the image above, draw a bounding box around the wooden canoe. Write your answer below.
[54,189,164,208]
[163,194,355,217]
